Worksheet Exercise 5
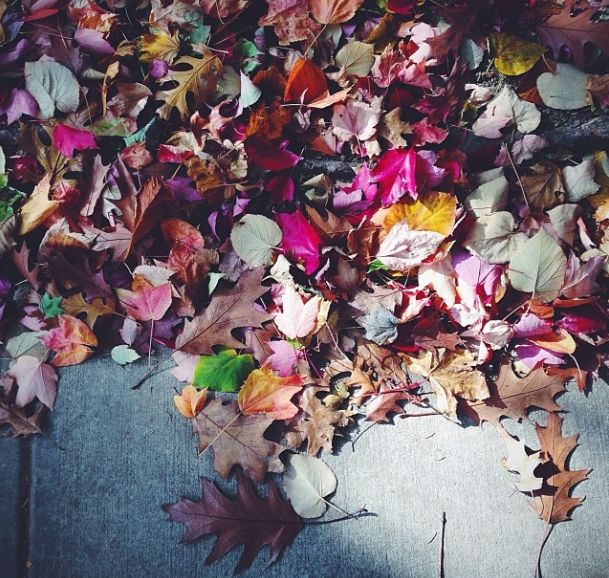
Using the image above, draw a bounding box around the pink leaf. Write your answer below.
[453,253,502,303]
[53,124,98,158]
[74,28,115,55]
[116,276,173,322]
[8,355,58,409]
[513,313,552,339]
[560,253,605,299]
[276,210,321,274]
[265,340,303,376]
[372,148,418,206]
[274,284,321,340]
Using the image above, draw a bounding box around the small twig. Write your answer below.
[439,511,446,578]
[305,507,370,525]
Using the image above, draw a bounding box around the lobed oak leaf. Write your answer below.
[61,293,116,328]
[7,355,58,409]
[163,468,304,574]
[258,0,320,46]
[529,413,590,524]
[192,398,284,483]
[175,268,272,355]
[500,430,546,493]
[459,357,567,430]
[0,400,46,438]
[365,381,415,424]
[238,366,303,420]
[39,314,98,367]
[156,51,224,120]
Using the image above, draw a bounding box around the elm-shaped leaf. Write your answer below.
[25,61,80,120]
[231,214,282,268]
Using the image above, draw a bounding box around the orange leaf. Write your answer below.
[40,314,98,367]
[284,59,327,105]
[238,366,303,420]
[174,385,208,419]
[310,0,364,24]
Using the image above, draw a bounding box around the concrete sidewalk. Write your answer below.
[1,354,608,578]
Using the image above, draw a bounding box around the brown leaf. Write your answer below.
[284,387,351,455]
[427,3,481,61]
[459,357,567,429]
[176,268,272,355]
[192,398,284,483]
[258,0,320,46]
[163,468,304,574]
[18,175,60,236]
[529,413,590,524]
[310,0,364,24]
[0,215,17,255]
[0,400,46,438]
[520,163,564,210]
[61,293,117,328]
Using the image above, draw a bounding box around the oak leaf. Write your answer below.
[500,431,546,493]
[163,468,304,574]
[40,314,98,367]
[0,400,46,438]
[156,50,224,120]
[192,398,284,483]
[529,413,590,523]
[459,357,567,430]
[61,293,116,328]
[175,268,272,355]
[238,366,303,420]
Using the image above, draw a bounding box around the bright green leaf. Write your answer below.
[193,348,255,392]
[39,293,65,318]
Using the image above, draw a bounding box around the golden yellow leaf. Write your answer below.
[61,293,117,328]
[0,1,7,44]
[156,51,223,120]
[490,33,544,76]
[588,190,609,222]
[139,32,180,63]
[530,329,576,354]
[174,385,208,419]
[383,191,457,236]
[18,175,60,235]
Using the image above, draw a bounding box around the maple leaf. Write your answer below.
[536,0,609,67]
[40,314,98,367]
[156,50,224,120]
[459,357,567,429]
[116,275,173,322]
[427,2,481,61]
[176,268,272,355]
[274,284,321,341]
[192,398,284,483]
[237,366,303,420]
[6,356,58,409]
[365,381,416,423]
[174,385,207,419]
[529,413,590,524]
[163,468,304,573]
[193,348,255,392]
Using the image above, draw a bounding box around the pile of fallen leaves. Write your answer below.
[1,0,608,573]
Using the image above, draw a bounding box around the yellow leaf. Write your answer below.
[490,33,544,76]
[383,191,457,236]
[238,366,303,420]
[157,51,223,120]
[139,32,180,63]
[530,329,576,354]
[0,1,7,44]
[61,293,117,328]
[18,175,60,235]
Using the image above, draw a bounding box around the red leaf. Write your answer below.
[116,275,173,322]
[284,58,328,104]
[40,315,98,367]
[163,468,304,574]
[53,124,98,158]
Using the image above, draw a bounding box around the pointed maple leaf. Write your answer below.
[427,2,481,61]
[40,314,98,367]
[174,385,207,419]
[284,387,351,455]
[163,468,304,574]
[192,398,284,483]
[175,268,272,355]
[459,357,567,429]
[274,284,321,341]
[529,413,590,524]
[116,275,172,321]
[6,356,58,409]
[365,382,417,423]
[238,366,303,420]
[536,0,609,67]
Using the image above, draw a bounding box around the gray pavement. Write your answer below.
[1,354,608,578]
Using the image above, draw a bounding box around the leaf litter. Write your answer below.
[0,0,608,574]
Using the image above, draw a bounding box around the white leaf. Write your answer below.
[473,86,540,138]
[274,283,321,340]
[332,98,381,142]
[511,135,548,164]
[419,258,456,307]
[0,145,5,174]
[283,453,337,519]
[537,63,590,111]
[547,204,581,246]
[239,71,261,108]
[501,435,544,493]
[464,211,527,264]
[464,174,509,218]
[25,61,80,119]
[335,41,375,77]
[111,345,141,366]
[508,228,567,302]
[377,220,445,271]
[230,214,282,268]
[562,158,600,202]
[359,305,399,345]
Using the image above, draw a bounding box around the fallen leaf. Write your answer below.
[310,0,364,24]
[39,314,98,367]
[274,284,321,341]
[193,348,254,393]
[163,468,304,573]
[238,366,303,420]
[230,214,283,268]
[537,63,590,110]
[116,275,173,321]
[500,432,545,493]
[490,33,544,76]
[7,356,58,409]
[173,385,207,419]
[282,453,337,518]
[25,61,80,119]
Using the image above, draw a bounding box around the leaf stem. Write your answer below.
[304,507,370,525]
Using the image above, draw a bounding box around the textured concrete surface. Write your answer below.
[0,438,21,578]
[1,353,608,578]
